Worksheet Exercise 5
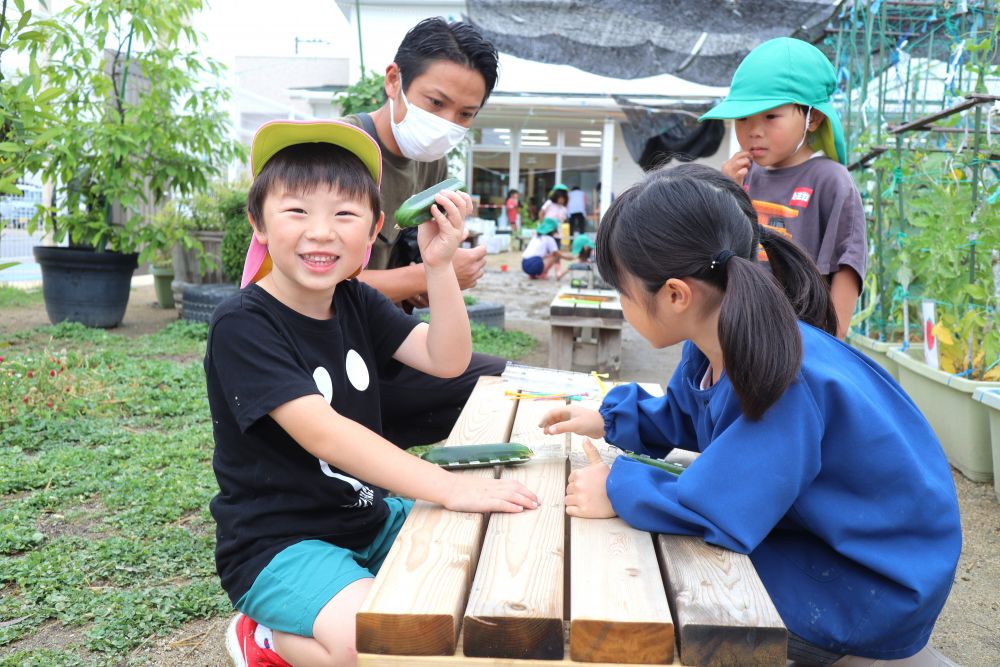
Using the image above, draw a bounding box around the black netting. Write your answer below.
[617,99,725,170]
[465,0,840,86]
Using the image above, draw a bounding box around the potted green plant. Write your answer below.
[170,181,249,305]
[24,0,242,327]
[136,200,208,309]
[177,185,248,323]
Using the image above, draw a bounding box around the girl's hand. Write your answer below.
[565,439,615,518]
[539,405,604,438]
[721,151,753,186]
[443,474,539,514]
[418,189,473,268]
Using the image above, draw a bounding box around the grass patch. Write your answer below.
[0,314,538,663]
[0,320,228,662]
[0,285,44,309]
[471,323,536,359]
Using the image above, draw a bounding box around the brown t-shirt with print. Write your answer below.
[341,114,447,271]
[744,156,867,281]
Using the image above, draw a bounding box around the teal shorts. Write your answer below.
[235,497,413,637]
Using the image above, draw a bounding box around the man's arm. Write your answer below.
[830,265,861,339]
[358,245,488,303]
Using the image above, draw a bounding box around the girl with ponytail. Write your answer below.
[541,163,961,664]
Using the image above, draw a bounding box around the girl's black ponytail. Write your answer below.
[716,253,802,420]
[758,227,838,335]
[597,163,836,421]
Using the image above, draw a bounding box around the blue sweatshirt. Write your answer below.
[601,323,961,659]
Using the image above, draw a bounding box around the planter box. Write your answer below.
[889,347,1000,483]
[847,331,903,380]
[972,388,1000,501]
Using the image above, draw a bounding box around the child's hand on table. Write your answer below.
[539,405,604,439]
[565,439,615,519]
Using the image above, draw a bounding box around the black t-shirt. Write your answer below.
[205,281,420,603]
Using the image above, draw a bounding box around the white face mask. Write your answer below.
[389,88,469,162]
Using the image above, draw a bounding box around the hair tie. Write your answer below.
[709,249,736,272]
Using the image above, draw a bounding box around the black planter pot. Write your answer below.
[33,246,139,328]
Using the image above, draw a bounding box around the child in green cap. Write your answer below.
[521,217,574,279]
[701,37,866,340]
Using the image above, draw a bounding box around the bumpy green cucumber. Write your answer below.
[420,442,534,469]
[623,451,686,475]
[394,176,466,229]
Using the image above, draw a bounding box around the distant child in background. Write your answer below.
[504,188,520,232]
[701,37,867,339]
[540,164,960,666]
[571,233,595,263]
[209,120,538,667]
[521,217,574,280]
[566,185,588,236]
[539,185,569,229]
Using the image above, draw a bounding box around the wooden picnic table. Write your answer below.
[549,288,624,375]
[357,375,787,666]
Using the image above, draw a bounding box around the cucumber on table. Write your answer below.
[394,176,466,229]
[420,442,534,469]
[622,451,686,475]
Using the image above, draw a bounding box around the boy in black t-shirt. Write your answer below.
[206,120,538,667]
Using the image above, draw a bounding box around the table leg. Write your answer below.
[596,328,622,374]
[549,325,575,370]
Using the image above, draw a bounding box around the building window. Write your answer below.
[564,129,603,149]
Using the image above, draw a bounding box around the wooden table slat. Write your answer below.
[567,396,674,664]
[463,458,568,659]
[657,535,787,667]
[356,377,516,656]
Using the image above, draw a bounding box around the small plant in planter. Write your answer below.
[136,200,206,309]
[23,0,242,327]
[899,163,999,381]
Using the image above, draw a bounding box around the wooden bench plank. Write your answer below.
[356,377,515,656]
[551,315,623,330]
[463,457,568,659]
[656,535,786,667]
[567,395,674,664]
[462,395,569,659]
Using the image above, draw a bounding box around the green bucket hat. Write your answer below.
[700,38,846,165]
[537,217,560,235]
[571,234,595,255]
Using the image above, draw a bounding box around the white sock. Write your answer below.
[254,622,274,651]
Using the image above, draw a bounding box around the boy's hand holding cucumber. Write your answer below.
[394,177,472,270]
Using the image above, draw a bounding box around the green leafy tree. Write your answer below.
[25,0,244,252]
[0,0,62,196]
[337,70,385,116]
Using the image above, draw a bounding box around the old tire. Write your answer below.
[181,283,240,324]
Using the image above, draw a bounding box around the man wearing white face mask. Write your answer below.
[342,17,508,448]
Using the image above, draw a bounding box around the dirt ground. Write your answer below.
[3,250,998,665]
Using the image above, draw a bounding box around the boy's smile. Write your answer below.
[735,104,822,170]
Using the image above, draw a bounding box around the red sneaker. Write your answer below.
[225,613,292,667]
